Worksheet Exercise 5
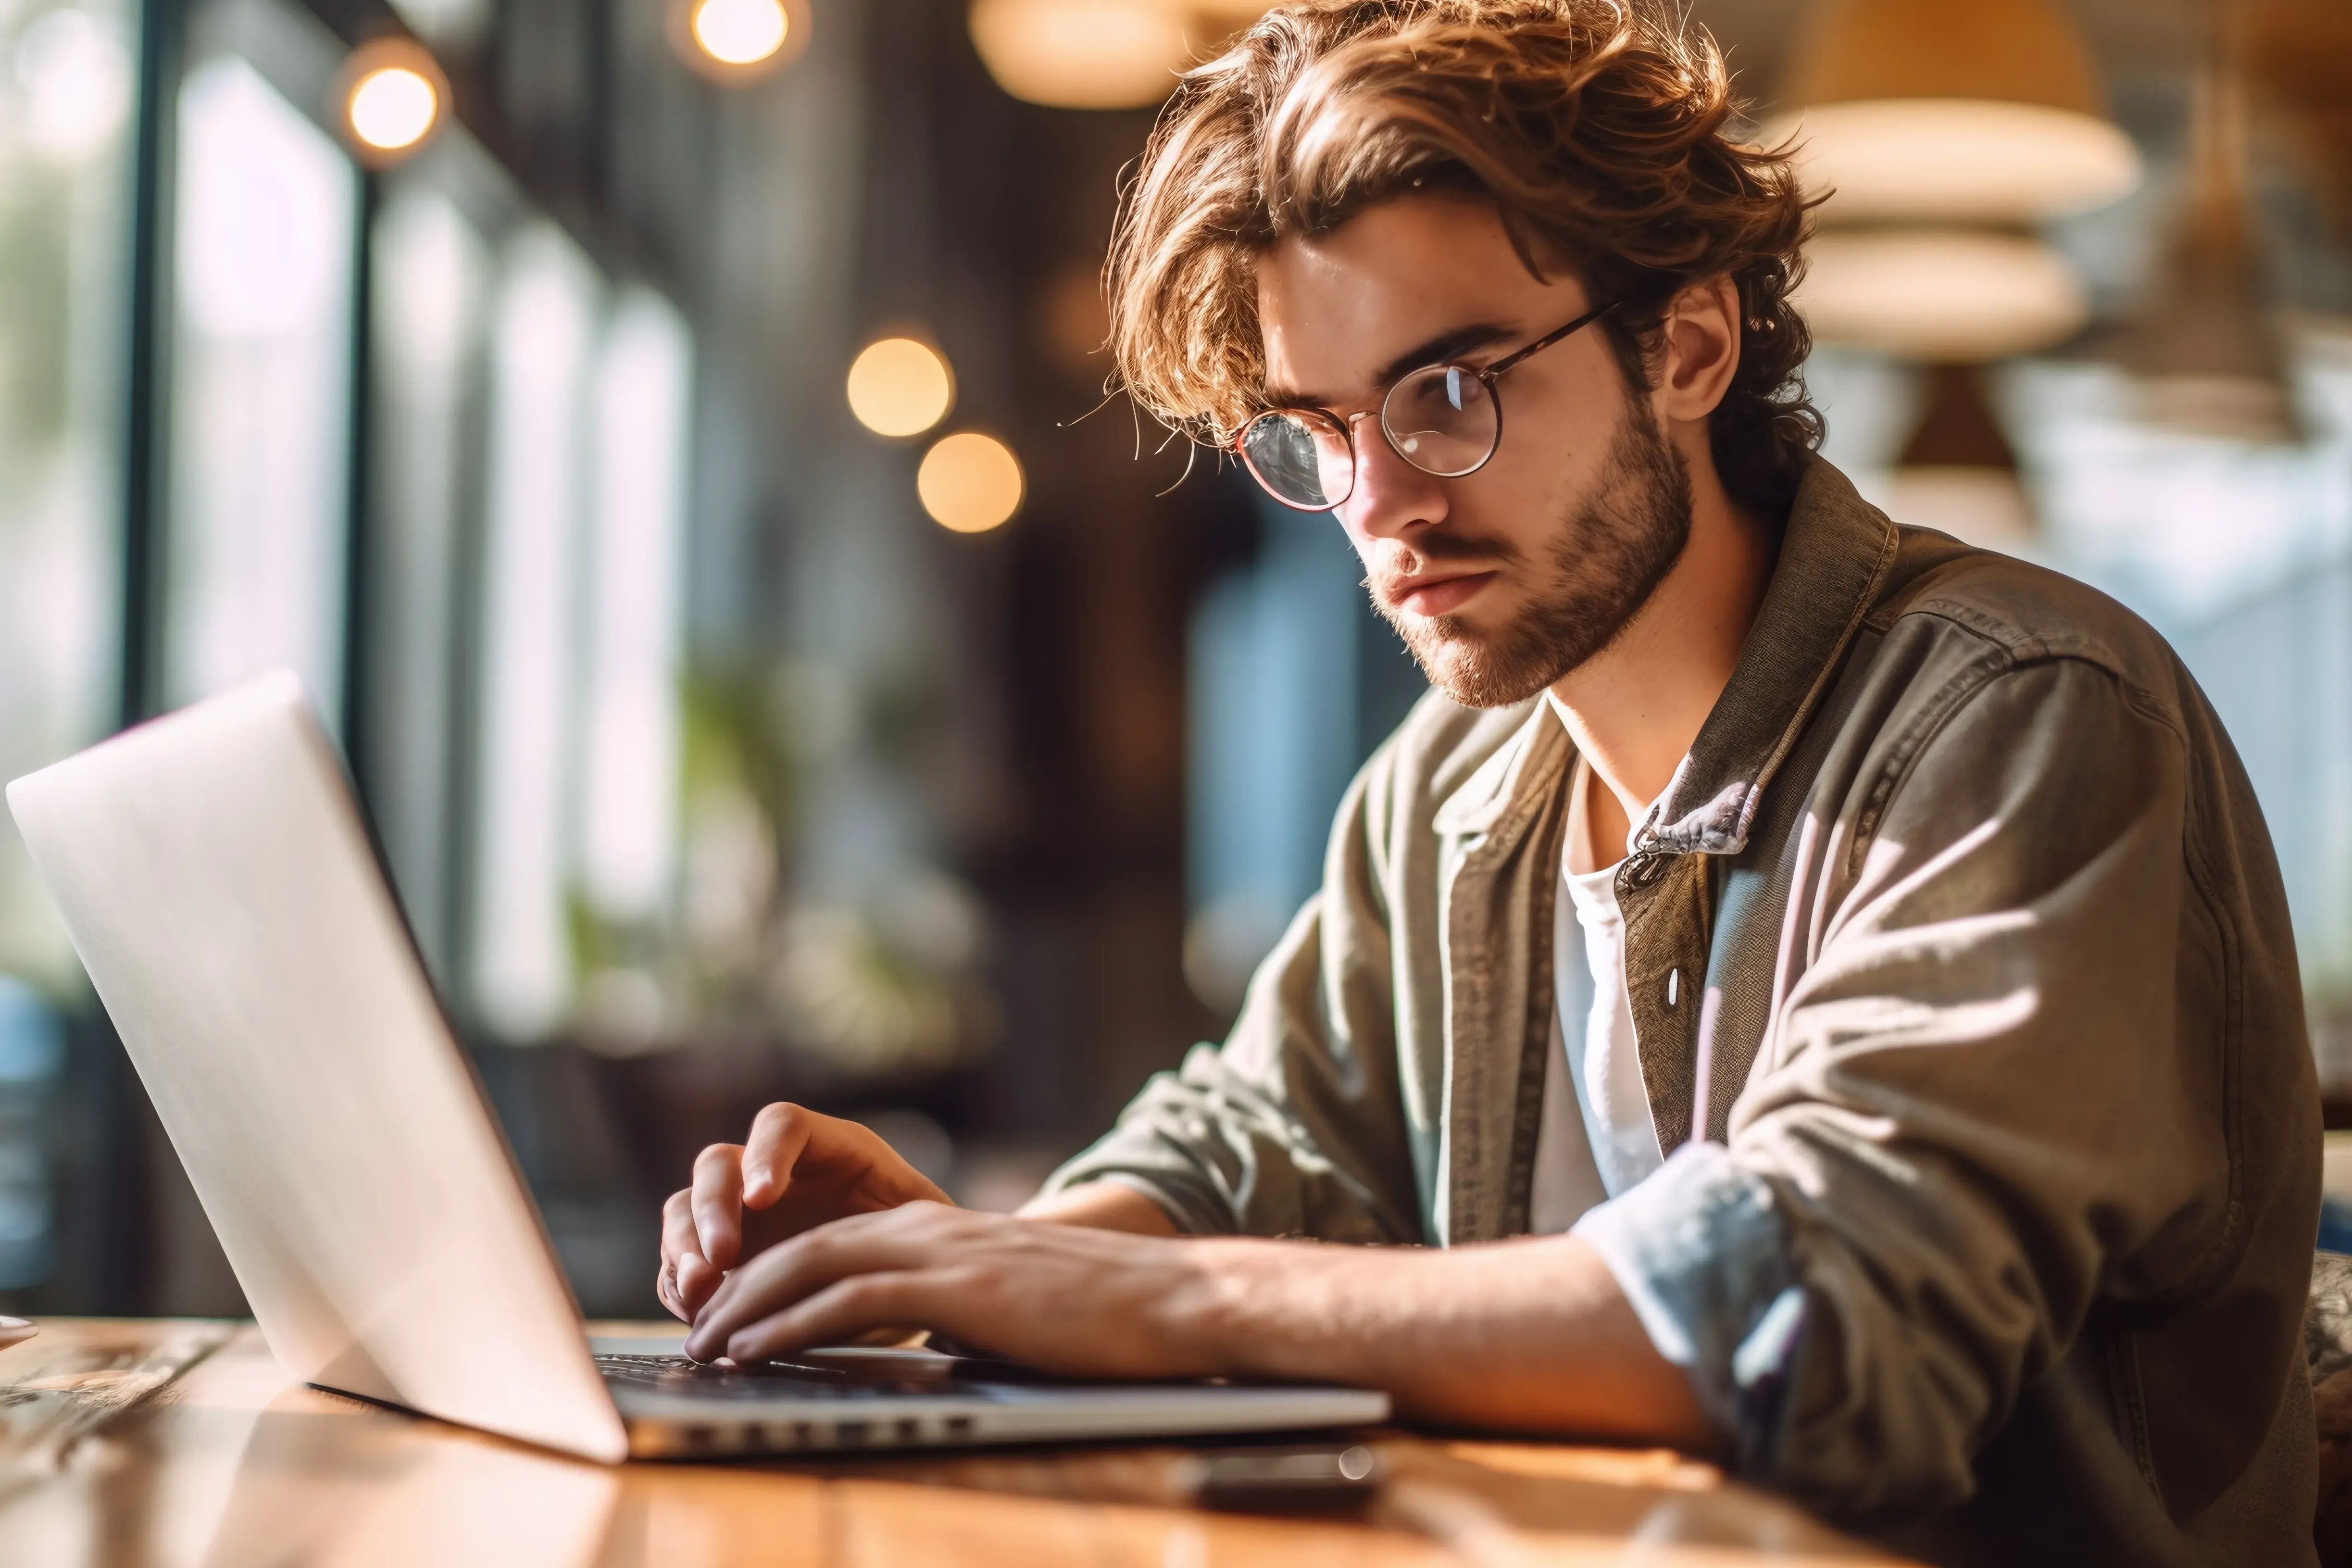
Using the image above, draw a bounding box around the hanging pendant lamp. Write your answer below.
[1772,0,2138,364]
[1881,363,2036,549]
[1766,0,2140,224]
[2114,56,2300,445]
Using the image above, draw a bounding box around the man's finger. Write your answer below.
[688,1207,943,1358]
[659,1190,706,1322]
[688,1222,845,1346]
[691,1143,748,1270]
[740,1103,820,1208]
[722,1272,944,1365]
[656,1256,715,1321]
[660,1189,699,1269]
[676,1251,722,1318]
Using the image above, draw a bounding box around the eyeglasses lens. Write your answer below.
[1240,410,1355,510]
[1383,364,1497,478]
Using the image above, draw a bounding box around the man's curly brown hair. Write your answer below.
[1107,0,1823,515]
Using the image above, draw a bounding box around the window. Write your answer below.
[0,0,137,993]
[163,52,357,719]
[0,0,138,1296]
[580,289,692,928]
[470,224,599,1039]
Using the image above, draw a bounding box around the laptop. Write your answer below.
[4,672,1389,1462]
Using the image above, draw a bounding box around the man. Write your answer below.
[660,3,2322,1560]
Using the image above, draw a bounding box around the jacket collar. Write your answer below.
[1648,458,1898,855]
[1433,456,1899,853]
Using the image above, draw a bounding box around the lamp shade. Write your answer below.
[969,0,1271,110]
[1783,0,2104,114]
[1795,229,2089,362]
[1883,364,2035,549]
[1767,0,2139,222]
[1773,101,2139,224]
[969,0,1189,109]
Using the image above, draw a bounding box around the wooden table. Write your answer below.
[0,1320,1912,1566]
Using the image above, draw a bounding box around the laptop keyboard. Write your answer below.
[593,1352,966,1401]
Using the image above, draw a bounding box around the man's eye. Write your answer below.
[1399,369,1472,420]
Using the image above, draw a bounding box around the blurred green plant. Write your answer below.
[564,662,990,1078]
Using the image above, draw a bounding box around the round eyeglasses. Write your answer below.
[1233,301,1614,512]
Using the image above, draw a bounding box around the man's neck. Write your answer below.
[1549,430,1777,856]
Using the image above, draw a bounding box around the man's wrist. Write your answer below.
[1157,1237,1262,1374]
[1166,1237,1381,1384]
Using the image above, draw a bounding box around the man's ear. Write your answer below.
[1654,275,1742,426]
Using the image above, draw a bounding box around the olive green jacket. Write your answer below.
[1043,457,2323,1566]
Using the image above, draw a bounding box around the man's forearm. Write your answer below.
[1185,1231,1718,1450]
[1021,1183,1713,1446]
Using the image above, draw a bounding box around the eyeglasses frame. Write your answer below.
[1233,299,1617,513]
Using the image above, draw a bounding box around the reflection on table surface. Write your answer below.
[0,1320,1913,1567]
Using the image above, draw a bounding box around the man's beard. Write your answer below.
[1372,404,1694,709]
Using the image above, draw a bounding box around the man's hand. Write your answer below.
[685,1201,1224,1375]
[657,1104,951,1322]
[681,1202,1716,1453]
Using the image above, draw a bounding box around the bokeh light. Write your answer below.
[847,338,954,438]
[918,433,1023,533]
[691,0,788,66]
[348,65,438,151]
[335,40,449,164]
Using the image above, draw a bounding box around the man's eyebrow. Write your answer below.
[1261,321,1523,410]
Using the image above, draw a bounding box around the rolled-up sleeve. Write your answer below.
[1583,654,2237,1516]
[1574,1142,1808,1447]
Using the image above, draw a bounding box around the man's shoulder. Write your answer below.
[1867,526,2191,717]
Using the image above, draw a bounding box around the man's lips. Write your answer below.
[1385,569,1499,618]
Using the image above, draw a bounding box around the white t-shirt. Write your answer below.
[1528,710,1668,1233]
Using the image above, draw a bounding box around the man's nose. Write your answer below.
[1339,412,1448,544]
